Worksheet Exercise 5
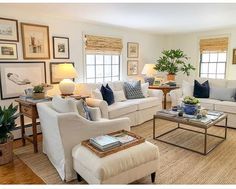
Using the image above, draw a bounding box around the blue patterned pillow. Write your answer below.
[124,80,145,99]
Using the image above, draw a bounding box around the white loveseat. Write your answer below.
[75,81,163,126]
[37,101,131,182]
[170,77,236,128]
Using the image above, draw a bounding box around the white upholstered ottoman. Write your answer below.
[72,141,159,184]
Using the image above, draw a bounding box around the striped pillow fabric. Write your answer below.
[124,80,145,99]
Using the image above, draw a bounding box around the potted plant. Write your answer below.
[183,96,200,115]
[0,104,19,165]
[154,49,195,81]
[32,84,45,99]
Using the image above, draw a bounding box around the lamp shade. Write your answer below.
[55,64,78,79]
[141,64,156,76]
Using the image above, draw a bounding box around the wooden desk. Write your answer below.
[149,85,179,109]
[15,99,40,153]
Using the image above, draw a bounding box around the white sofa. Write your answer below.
[170,77,236,128]
[75,81,163,126]
[37,101,131,182]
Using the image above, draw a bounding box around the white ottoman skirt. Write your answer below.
[72,141,160,184]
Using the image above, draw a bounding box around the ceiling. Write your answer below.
[3,3,236,34]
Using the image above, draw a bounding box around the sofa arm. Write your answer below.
[86,98,108,118]
[169,88,183,106]
[147,89,163,100]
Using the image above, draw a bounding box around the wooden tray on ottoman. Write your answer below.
[81,130,145,158]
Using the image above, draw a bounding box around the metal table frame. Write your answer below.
[153,114,228,155]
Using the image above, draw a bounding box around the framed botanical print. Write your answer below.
[21,23,50,59]
[127,42,139,58]
[0,17,19,42]
[127,60,138,76]
[53,36,70,59]
[0,61,46,100]
[50,62,74,84]
[0,43,18,60]
[233,49,236,64]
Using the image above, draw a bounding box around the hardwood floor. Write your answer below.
[0,136,45,184]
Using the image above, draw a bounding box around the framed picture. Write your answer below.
[0,17,19,42]
[0,61,46,100]
[50,62,74,84]
[53,36,70,59]
[21,23,50,59]
[0,43,18,60]
[127,60,138,76]
[153,77,164,86]
[233,49,236,64]
[127,42,139,58]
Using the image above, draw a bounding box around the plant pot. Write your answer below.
[183,104,198,115]
[32,92,45,99]
[167,74,175,81]
[0,136,13,165]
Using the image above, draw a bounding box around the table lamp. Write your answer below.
[141,64,156,85]
[55,63,78,95]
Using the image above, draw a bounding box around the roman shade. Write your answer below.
[199,37,229,52]
[85,35,123,53]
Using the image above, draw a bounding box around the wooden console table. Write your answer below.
[149,85,179,109]
[15,99,40,153]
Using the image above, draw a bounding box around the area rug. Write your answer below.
[14,120,236,184]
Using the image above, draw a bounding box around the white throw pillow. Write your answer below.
[52,96,77,113]
[113,90,127,102]
[141,82,149,97]
[91,88,103,100]
[182,80,193,97]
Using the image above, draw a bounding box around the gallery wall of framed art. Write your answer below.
[0,61,46,100]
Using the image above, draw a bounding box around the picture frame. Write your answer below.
[0,61,46,100]
[21,23,50,59]
[0,43,18,60]
[233,49,236,64]
[53,36,70,59]
[50,62,74,84]
[127,60,138,76]
[0,17,19,42]
[127,42,139,58]
[153,77,164,86]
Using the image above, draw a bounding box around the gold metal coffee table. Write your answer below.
[153,112,228,155]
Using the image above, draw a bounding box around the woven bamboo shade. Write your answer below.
[200,37,228,52]
[85,35,123,53]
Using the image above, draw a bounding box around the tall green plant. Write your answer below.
[154,49,195,76]
[0,104,20,144]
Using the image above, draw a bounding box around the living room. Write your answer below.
[0,1,236,189]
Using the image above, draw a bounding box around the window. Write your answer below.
[199,37,228,79]
[199,51,227,79]
[86,53,120,83]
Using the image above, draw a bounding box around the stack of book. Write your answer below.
[90,135,121,151]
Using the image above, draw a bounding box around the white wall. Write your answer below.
[0,6,166,131]
[165,28,236,83]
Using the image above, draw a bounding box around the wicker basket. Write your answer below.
[0,138,13,165]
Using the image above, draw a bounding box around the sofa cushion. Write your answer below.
[210,87,236,102]
[198,98,220,110]
[101,84,115,105]
[52,96,77,113]
[193,80,210,98]
[124,80,145,99]
[214,101,236,114]
[127,97,160,110]
[226,80,236,88]
[108,101,137,118]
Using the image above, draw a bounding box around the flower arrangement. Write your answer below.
[183,96,200,105]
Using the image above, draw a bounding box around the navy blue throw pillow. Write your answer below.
[100,84,115,105]
[193,80,210,98]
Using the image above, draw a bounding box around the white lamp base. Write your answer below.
[59,79,75,95]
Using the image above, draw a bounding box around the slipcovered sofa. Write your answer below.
[75,81,163,126]
[170,77,236,128]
